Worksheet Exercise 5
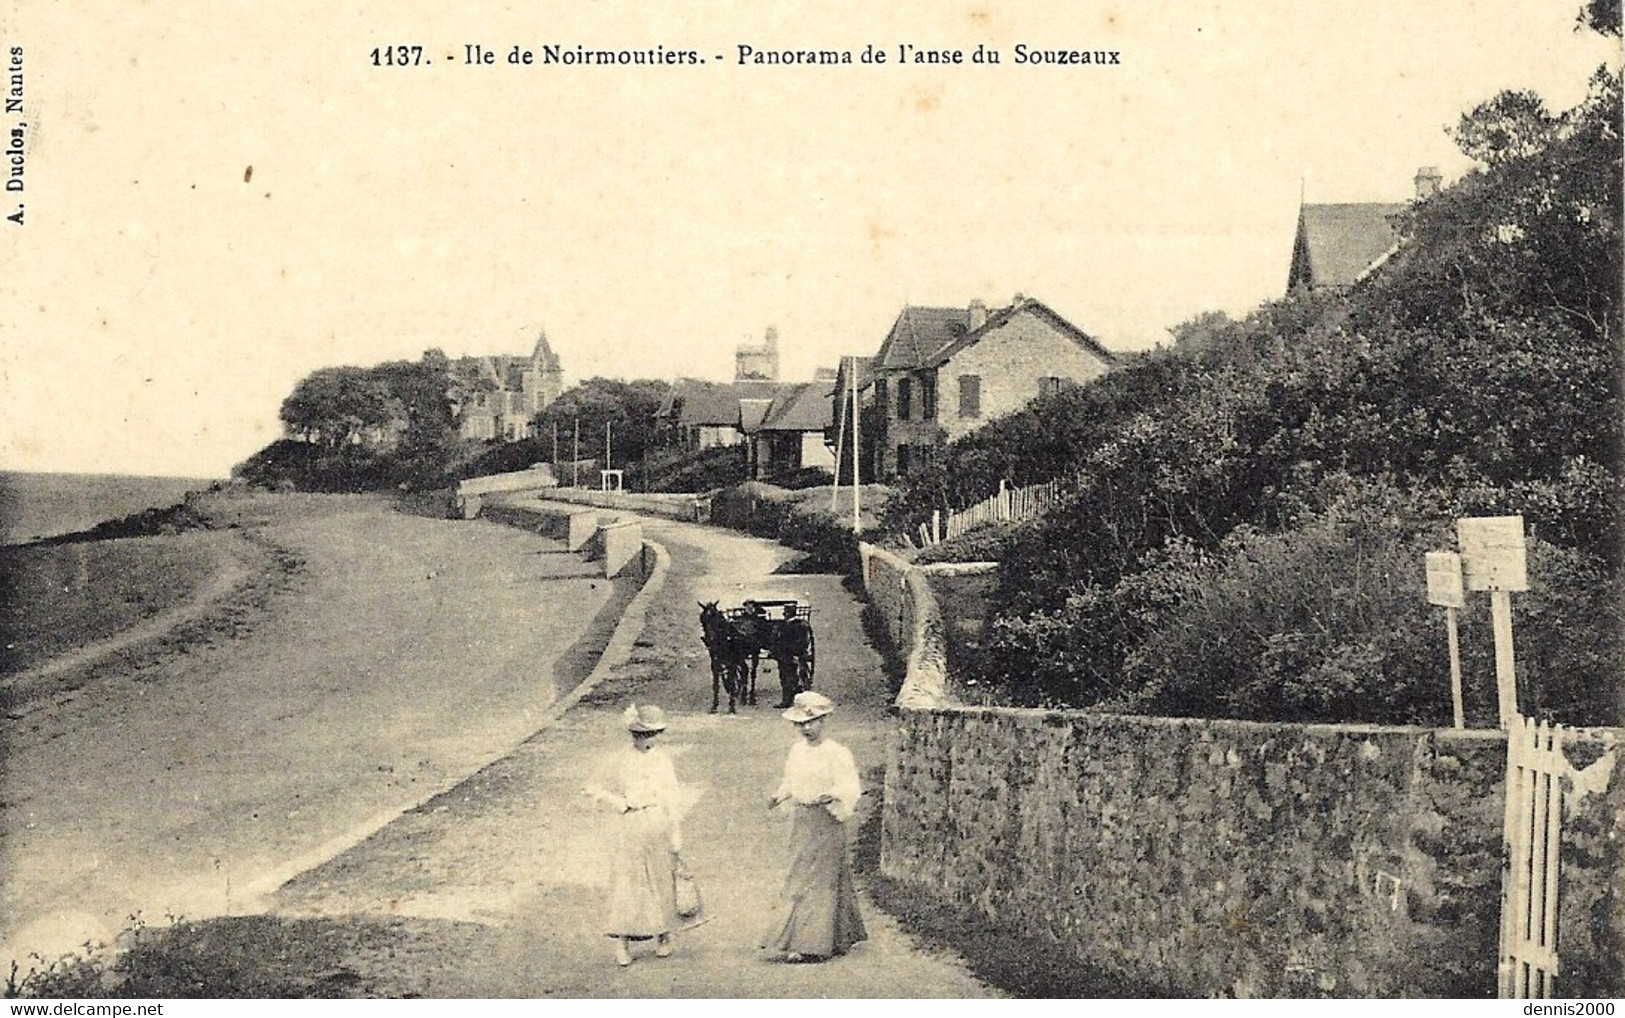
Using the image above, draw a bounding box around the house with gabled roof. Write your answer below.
[747,377,836,478]
[863,295,1116,479]
[452,331,564,441]
[1286,166,1441,293]
[658,378,777,450]
[658,375,835,479]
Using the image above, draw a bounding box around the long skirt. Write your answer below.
[766,804,867,957]
[604,807,705,939]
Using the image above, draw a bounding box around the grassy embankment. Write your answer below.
[0,493,307,714]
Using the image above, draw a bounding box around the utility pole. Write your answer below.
[850,361,861,533]
[572,417,580,487]
[830,364,847,513]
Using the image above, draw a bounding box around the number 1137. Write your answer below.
[370,46,425,66]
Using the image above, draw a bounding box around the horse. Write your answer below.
[698,602,752,714]
[730,601,812,709]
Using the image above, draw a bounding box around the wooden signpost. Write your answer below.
[1426,551,1467,729]
[1457,515,1529,729]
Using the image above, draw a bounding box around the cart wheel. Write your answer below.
[802,630,816,689]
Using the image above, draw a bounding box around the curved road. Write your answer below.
[270,506,994,997]
[3,494,993,997]
[0,496,615,965]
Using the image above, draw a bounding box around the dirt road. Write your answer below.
[4,496,993,997]
[268,511,994,997]
[0,497,618,966]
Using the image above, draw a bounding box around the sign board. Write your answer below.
[1426,552,1465,608]
[1457,515,1528,592]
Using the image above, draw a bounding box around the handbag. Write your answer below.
[673,862,703,919]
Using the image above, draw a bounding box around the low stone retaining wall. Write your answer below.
[859,540,1623,997]
[480,497,652,580]
[881,707,1623,997]
[534,487,707,522]
[594,519,647,579]
[454,467,558,517]
[859,542,949,707]
[479,501,593,543]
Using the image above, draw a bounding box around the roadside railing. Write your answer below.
[914,477,1063,547]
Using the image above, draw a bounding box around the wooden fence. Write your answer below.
[915,478,1063,547]
[1498,714,1566,998]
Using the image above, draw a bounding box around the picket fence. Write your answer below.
[915,477,1063,547]
[1498,713,1570,998]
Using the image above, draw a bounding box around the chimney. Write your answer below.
[968,299,988,331]
[1414,166,1442,200]
[764,325,779,352]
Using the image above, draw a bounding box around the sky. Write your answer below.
[2,1,1618,478]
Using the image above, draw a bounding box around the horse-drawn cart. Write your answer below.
[726,598,816,681]
[698,597,817,714]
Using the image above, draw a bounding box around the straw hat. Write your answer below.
[624,704,668,733]
[781,691,835,724]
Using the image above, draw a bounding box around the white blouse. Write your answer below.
[774,738,862,822]
[600,746,684,850]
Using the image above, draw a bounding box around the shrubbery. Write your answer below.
[707,481,876,574]
[886,60,1623,726]
[642,445,749,493]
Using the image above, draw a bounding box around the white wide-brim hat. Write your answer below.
[624,704,668,733]
[782,691,834,724]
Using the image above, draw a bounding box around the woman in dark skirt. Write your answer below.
[764,691,867,962]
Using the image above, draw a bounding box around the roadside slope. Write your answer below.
[0,495,616,967]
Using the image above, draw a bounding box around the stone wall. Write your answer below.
[860,539,1623,997]
[882,706,1623,997]
[596,519,646,579]
[479,497,652,580]
[533,486,707,522]
[456,466,557,498]
[916,562,999,701]
[859,542,951,707]
[479,499,599,549]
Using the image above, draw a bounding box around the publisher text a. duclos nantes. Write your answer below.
[7,45,24,226]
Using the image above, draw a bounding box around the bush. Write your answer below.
[642,445,748,493]
[706,482,871,574]
[978,477,1622,727]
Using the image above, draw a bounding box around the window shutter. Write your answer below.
[959,375,981,418]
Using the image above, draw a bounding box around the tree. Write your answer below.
[279,366,390,449]
[533,378,670,472]
[1579,0,1621,36]
[1374,65,1622,344]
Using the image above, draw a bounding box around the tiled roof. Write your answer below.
[661,378,834,434]
[663,379,783,427]
[760,381,835,433]
[1289,203,1406,290]
[530,332,561,371]
[875,307,972,370]
[833,355,875,394]
[738,398,774,433]
[929,297,1115,367]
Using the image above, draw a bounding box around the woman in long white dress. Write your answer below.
[765,691,868,962]
[590,704,704,967]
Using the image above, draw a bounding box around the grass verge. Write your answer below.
[4,914,481,999]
